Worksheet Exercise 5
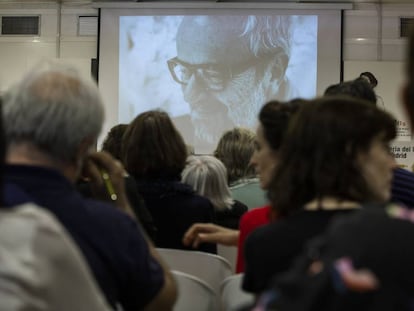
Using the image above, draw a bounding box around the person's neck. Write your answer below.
[6,143,78,183]
[304,196,361,211]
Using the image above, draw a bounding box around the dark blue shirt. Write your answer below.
[134,177,217,254]
[392,167,414,208]
[3,165,164,310]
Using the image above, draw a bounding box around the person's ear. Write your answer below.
[401,82,414,131]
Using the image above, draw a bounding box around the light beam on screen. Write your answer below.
[118,15,317,154]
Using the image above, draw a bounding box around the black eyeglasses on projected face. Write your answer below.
[167,56,263,91]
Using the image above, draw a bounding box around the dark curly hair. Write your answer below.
[268,96,396,217]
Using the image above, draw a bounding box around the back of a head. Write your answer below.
[2,62,104,163]
[101,124,128,161]
[122,109,187,179]
[258,99,305,152]
[214,127,256,185]
[182,155,233,210]
[324,78,377,105]
[359,71,378,88]
[269,96,396,216]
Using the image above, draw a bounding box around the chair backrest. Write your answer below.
[172,270,218,311]
[217,244,237,273]
[157,248,233,294]
[220,274,254,311]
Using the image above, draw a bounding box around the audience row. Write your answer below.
[1,26,414,311]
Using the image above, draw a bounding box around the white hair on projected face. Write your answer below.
[242,16,291,58]
[2,61,104,163]
[182,155,234,211]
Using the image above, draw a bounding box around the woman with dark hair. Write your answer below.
[122,110,216,253]
[101,123,128,161]
[243,96,397,294]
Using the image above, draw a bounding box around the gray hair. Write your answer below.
[242,16,291,58]
[3,61,104,162]
[182,155,234,211]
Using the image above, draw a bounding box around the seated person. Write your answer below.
[0,98,110,311]
[122,110,216,254]
[183,100,303,272]
[243,96,397,294]
[182,155,247,229]
[92,123,157,241]
[324,77,414,208]
[1,63,177,310]
[214,127,267,209]
[0,204,112,311]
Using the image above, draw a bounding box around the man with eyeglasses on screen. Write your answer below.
[168,15,296,153]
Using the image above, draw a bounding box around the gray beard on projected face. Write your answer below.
[192,84,267,146]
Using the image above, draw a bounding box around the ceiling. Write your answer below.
[0,0,412,4]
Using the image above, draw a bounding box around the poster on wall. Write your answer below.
[391,141,414,171]
[344,61,413,171]
[395,119,412,141]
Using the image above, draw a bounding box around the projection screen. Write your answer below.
[98,4,347,154]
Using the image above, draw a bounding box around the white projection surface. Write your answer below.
[99,6,343,153]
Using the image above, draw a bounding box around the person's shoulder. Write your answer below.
[183,191,214,208]
[243,205,270,218]
[0,203,112,311]
[393,167,414,181]
[0,202,63,235]
[232,200,248,213]
[240,205,270,226]
[245,215,287,247]
[81,198,142,235]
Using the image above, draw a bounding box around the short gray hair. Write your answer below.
[242,16,291,58]
[182,155,234,211]
[3,61,104,162]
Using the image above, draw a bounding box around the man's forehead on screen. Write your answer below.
[176,16,253,65]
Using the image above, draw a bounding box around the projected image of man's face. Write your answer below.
[170,16,292,148]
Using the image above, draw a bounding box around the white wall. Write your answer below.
[0,3,97,91]
[0,2,412,90]
[0,2,414,165]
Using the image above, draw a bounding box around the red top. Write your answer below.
[236,205,271,273]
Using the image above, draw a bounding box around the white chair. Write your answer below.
[157,248,233,295]
[172,270,218,311]
[217,244,238,273]
[220,274,254,311]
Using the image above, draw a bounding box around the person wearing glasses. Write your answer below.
[168,15,296,153]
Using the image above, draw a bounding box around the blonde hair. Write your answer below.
[214,127,256,185]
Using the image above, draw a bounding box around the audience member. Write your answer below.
[324,78,377,103]
[182,155,247,229]
[122,109,216,253]
[183,100,303,272]
[101,123,128,161]
[0,204,113,311]
[243,96,396,294]
[214,127,267,209]
[324,77,414,209]
[0,98,111,311]
[359,71,378,88]
[246,30,414,311]
[1,63,177,310]
[96,123,157,241]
